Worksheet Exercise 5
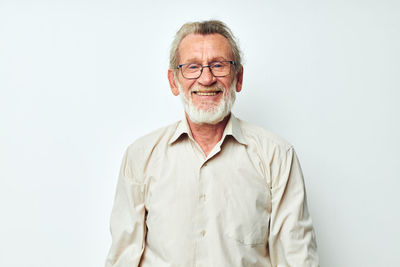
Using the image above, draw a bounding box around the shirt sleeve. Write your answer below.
[105,149,146,267]
[268,147,319,267]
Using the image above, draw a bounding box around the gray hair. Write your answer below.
[169,20,243,74]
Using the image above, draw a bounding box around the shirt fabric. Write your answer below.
[105,114,319,267]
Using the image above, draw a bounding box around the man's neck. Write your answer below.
[185,113,230,157]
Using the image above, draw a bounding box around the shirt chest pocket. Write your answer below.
[224,187,271,245]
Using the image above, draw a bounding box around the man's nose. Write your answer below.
[197,66,217,85]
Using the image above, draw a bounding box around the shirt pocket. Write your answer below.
[224,188,271,246]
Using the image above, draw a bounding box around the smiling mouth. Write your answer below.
[192,90,223,96]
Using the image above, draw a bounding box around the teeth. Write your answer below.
[195,91,219,96]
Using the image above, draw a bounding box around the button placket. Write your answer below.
[194,161,208,263]
[198,162,207,204]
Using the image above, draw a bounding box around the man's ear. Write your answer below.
[235,67,244,93]
[168,69,179,96]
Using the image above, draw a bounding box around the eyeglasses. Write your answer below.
[177,61,236,79]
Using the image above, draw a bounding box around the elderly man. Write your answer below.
[106,20,319,267]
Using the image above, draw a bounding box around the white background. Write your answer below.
[1,0,399,266]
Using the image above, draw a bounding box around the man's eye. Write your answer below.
[187,64,200,70]
[212,63,224,68]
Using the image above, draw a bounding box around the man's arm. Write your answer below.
[268,147,319,266]
[105,150,146,267]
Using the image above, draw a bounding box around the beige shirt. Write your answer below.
[105,114,319,267]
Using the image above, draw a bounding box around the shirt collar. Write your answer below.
[225,113,247,146]
[168,113,247,146]
[168,115,193,145]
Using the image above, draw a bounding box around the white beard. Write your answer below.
[177,80,237,125]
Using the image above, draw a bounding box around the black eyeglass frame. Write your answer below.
[176,60,236,79]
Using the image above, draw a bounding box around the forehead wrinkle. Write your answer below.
[178,34,233,65]
[183,56,229,64]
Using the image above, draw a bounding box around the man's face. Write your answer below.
[168,33,243,124]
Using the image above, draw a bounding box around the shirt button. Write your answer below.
[200,230,206,237]
[199,194,206,201]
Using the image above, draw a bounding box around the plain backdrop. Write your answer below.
[1,0,399,266]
